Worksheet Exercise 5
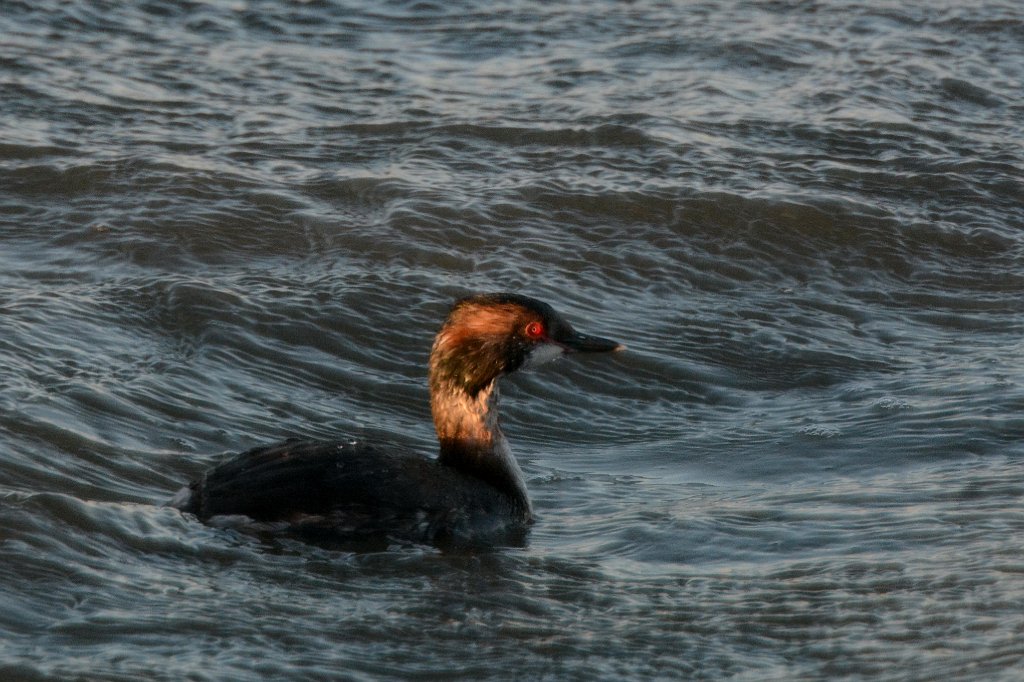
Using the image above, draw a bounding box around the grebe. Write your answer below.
[172,293,623,544]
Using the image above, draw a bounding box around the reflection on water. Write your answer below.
[1,0,1022,679]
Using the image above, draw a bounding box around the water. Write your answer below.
[1,0,1023,679]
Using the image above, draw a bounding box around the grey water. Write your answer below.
[1,0,1023,679]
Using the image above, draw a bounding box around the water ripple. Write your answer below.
[2,0,1024,679]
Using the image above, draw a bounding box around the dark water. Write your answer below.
[2,0,1023,679]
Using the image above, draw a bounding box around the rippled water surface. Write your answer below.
[2,0,1023,679]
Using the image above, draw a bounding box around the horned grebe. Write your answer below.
[171,293,623,544]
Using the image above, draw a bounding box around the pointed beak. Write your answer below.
[556,328,626,354]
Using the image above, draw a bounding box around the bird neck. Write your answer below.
[429,377,531,516]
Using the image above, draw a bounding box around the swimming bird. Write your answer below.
[171,293,623,544]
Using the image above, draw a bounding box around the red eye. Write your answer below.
[524,321,544,339]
